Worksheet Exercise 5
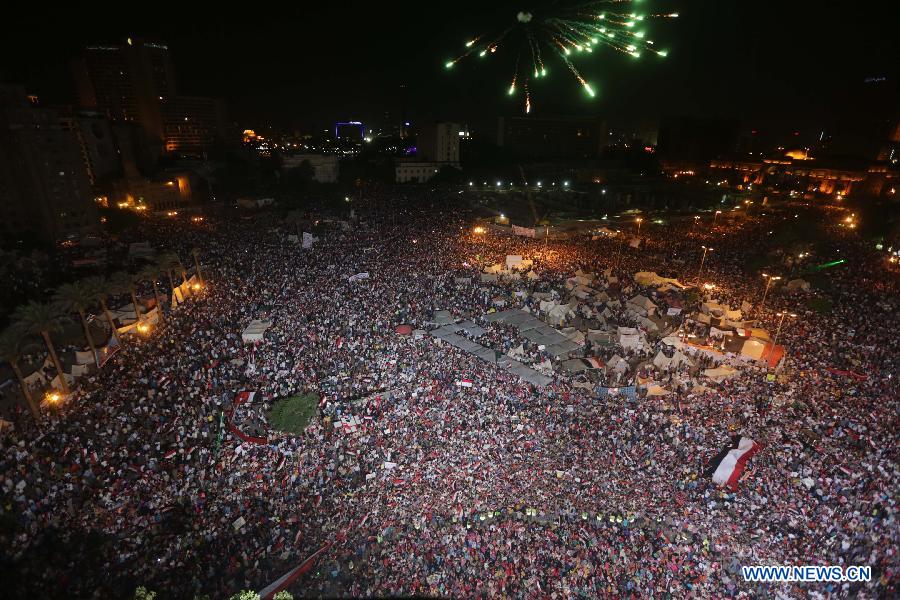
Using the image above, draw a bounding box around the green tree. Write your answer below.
[53,280,100,366]
[138,264,166,323]
[83,275,124,347]
[0,326,41,421]
[228,591,261,600]
[12,301,70,394]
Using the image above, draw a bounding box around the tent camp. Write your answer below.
[242,320,272,343]
[629,295,657,315]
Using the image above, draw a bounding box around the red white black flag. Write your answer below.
[705,435,760,490]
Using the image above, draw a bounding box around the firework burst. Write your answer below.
[444,1,677,113]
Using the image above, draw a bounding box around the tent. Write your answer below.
[630,295,657,314]
[646,385,671,396]
[786,279,811,292]
[703,365,739,381]
[242,320,272,343]
[483,264,504,274]
[480,273,498,283]
[740,338,767,360]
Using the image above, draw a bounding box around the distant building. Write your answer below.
[160,96,227,157]
[281,154,339,183]
[657,116,739,161]
[709,153,896,197]
[497,115,605,160]
[57,108,122,185]
[0,85,97,242]
[74,38,228,159]
[417,122,460,164]
[395,160,444,183]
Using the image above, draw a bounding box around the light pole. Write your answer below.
[697,245,713,281]
[635,217,643,236]
[760,273,782,315]
[713,210,722,228]
[768,311,797,363]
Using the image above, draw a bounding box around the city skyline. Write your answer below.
[1,0,897,135]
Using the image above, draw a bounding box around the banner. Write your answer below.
[302,232,314,249]
[348,272,370,282]
[228,390,268,445]
[257,545,331,600]
[512,225,536,238]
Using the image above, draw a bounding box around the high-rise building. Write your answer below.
[73,38,227,159]
[160,96,227,156]
[417,122,460,164]
[0,85,97,243]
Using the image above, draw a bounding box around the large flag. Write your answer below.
[257,545,330,600]
[705,435,760,490]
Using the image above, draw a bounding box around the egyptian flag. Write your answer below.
[705,436,760,490]
[457,379,473,388]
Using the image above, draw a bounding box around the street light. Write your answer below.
[760,273,782,315]
[768,311,797,362]
[697,245,713,280]
[635,217,643,235]
[713,210,722,226]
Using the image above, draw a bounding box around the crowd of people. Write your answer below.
[0,189,896,598]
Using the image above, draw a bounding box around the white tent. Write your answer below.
[630,295,657,314]
[786,279,811,292]
[242,319,272,343]
[740,338,767,360]
[525,270,539,280]
[634,272,686,288]
[505,255,524,269]
[703,365,739,381]
[484,264,504,274]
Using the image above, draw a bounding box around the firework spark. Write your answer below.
[444,1,676,113]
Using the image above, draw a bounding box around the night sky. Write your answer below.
[2,1,897,136]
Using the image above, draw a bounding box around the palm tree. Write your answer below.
[83,275,123,346]
[190,248,204,284]
[12,301,70,395]
[158,252,181,294]
[138,264,165,323]
[0,327,41,421]
[54,280,100,366]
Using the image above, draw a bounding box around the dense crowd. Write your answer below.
[0,190,897,599]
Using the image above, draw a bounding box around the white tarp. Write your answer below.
[242,319,272,343]
[634,272,686,288]
[506,255,524,269]
[703,365,739,381]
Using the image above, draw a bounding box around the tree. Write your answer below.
[83,275,123,347]
[138,264,165,323]
[0,326,41,421]
[53,281,100,366]
[273,591,294,600]
[228,591,261,600]
[12,301,70,395]
[158,252,184,296]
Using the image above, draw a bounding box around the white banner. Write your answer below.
[302,232,314,249]
[348,272,370,282]
[512,225,536,238]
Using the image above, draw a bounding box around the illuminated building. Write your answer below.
[74,38,228,159]
[281,154,339,183]
[0,85,97,242]
[417,122,461,164]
